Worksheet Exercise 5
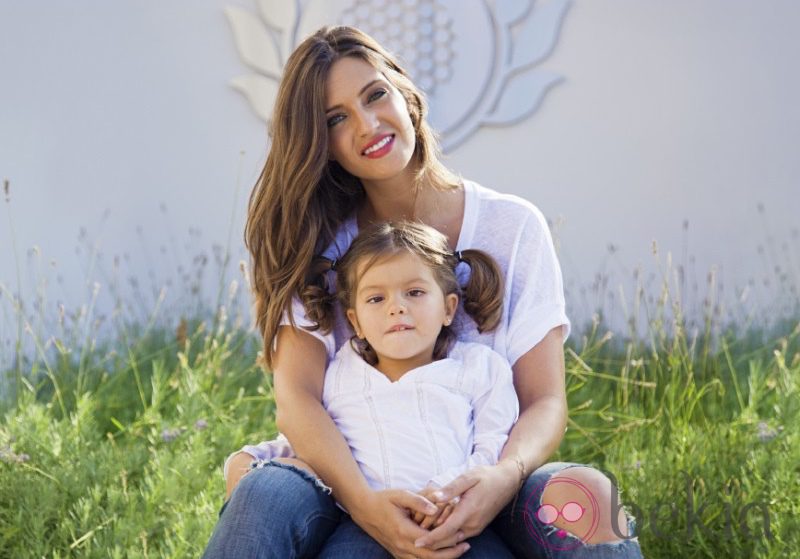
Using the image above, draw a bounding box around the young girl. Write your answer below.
[318,221,517,527]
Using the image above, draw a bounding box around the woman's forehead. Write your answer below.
[325,57,385,105]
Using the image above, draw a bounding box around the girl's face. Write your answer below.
[325,56,417,186]
[346,251,458,376]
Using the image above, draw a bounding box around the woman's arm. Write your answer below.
[413,325,567,548]
[269,326,472,559]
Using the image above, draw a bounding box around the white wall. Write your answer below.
[1,0,798,362]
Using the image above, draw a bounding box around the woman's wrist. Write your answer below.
[498,455,528,491]
[345,486,378,522]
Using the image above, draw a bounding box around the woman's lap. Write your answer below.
[202,460,342,558]
[203,459,642,559]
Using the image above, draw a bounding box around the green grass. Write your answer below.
[1,310,797,558]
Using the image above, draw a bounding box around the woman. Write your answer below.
[204,26,642,558]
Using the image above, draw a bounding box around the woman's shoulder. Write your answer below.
[464,179,548,228]
[320,214,359,261]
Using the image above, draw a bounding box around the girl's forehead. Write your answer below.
[355,250,432,282]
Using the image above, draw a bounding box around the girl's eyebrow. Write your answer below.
[357,277,431,294]
[325,79,383,113]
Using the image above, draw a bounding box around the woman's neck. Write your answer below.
[358,172,464,249]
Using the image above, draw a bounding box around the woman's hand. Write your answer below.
[412,461,520,549]
[224,451,255,499]
[350,489,471,558]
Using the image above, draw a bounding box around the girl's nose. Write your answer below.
[388,298,406,315]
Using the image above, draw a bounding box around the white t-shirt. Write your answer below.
[229,180,571,477]
[322,341,518,491]
[285,179,571,365]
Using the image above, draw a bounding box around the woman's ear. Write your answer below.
[443,293,458,326]
[346,308,363,338]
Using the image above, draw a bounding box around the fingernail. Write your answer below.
[463,543,471,551]
[426,504,438,514]
[415,539,426,548]
[432,490,445,500]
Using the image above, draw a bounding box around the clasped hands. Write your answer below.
[412,484,459,530]
[354,463,519,559]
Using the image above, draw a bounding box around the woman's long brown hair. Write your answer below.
[244,26,460,369]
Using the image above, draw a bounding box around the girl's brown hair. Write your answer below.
[244,26,460,369]
[305,221,504,365]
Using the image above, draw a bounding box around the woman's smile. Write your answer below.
[362,133,395,158]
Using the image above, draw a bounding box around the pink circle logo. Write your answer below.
[524,475,600,551]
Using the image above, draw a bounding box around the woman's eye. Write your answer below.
[368,89,387,102]
[327,114,345,127]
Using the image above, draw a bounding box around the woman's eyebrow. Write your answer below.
[325,79,382,113]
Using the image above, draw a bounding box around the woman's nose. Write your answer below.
[355,108,379,136]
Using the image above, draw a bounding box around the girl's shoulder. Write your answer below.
[448,340,509,367]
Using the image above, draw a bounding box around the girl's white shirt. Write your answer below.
[321,340,518,492]
[227,180,571,479]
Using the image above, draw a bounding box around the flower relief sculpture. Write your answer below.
[225,0,571,151]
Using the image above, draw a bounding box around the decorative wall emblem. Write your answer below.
[225,0,570,151]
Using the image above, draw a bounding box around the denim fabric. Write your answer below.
[317,517,515,558]
[203,460,643,559]
[491,462,644,559]
[202,461,342,558]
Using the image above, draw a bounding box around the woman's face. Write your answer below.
[324,56,417,185]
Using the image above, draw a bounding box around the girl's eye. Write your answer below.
[408,289,425,297]
[368,89,387,102]
[366,295,383,304]
[327,114,345,128]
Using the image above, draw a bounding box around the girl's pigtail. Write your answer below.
[459,249,503,333]
[299,256,338,333]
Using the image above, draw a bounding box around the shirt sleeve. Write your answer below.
[428,347,519,488]
[274,294,336,358]
[504,206,571,366]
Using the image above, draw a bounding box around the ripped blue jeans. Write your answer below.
[202,460,643,558]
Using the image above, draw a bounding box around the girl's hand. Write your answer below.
[412,485,457,530]
[413,461,520,549]
[350,489,471,558]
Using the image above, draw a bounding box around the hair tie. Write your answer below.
[454,250,464,263]
[329,258,338,271]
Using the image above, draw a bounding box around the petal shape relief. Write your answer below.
[484,69,562,126]
[231,74,279,123]
[224,6,282,79]
[258,0,297,31]
[495,0,532,27]
[510,0,571,71]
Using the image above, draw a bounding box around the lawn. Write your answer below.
[1,297,798,557]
